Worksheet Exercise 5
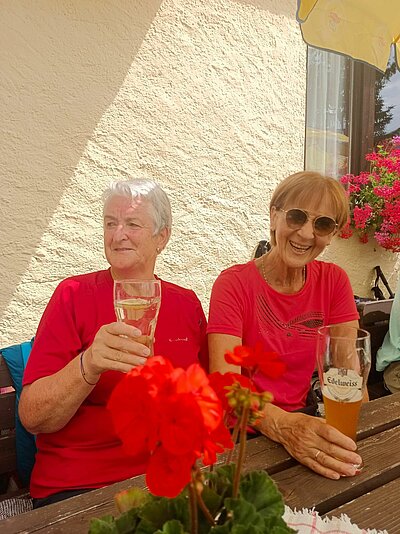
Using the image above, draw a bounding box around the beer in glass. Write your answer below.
[316,325,371,443]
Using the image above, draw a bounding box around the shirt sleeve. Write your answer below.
[23,280,83,386]
[327,265,359,325]
[376,279,400,371]
[207,269,245,338]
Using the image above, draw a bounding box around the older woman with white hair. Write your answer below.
[19,179,208,508]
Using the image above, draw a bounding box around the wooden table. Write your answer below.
[2,392,400,534]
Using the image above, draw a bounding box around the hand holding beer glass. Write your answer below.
[114,279,161,356]
[316,325,371,469]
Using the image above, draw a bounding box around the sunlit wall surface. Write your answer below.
[0,0,306,345]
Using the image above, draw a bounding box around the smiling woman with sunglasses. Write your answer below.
[208,171,363,481]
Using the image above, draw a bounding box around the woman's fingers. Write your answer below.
[105,321,142,339]
[88,323,151,373]
[306,448,359,479]
[103,329,150,357]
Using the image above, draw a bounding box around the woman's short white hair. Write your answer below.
[103,179,172,235]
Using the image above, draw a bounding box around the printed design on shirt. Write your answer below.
[256,294,324,338]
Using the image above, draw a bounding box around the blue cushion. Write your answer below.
[1,339,36,486]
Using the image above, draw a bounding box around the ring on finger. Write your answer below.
[315,450,321,462]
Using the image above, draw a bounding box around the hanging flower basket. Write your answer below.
[339,136,400,252]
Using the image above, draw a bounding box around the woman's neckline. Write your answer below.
[257,255,308,295]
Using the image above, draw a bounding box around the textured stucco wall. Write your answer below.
[1,1,397,347]
[1,0,306,345]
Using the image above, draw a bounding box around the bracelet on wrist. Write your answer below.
[79,351,98,386]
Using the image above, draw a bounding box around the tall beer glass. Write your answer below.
[316,325,371,444]
[114,279,161,355]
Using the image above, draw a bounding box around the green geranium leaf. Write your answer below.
[115,487,151,513]
[239,471,284,518]
[200,485,224,517]
[205,464,235,496]
[140,496,189,530]
[88,515,118,534]
[154,519,186,534]
[214,463,236,483]
[115,509,141,534]
[263,514,296,533]
[135,519,157,534]
[196,487,223,534]
[209,523,231,534]
[230,525,264,534]
[224,498,264,527]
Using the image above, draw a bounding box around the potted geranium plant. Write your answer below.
[88,346,294,534]
[339,136,400,252]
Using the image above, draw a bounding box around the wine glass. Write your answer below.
[114,279,162,355]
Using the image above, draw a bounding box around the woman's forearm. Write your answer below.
[255,401,290,442]
[19,353,97,434]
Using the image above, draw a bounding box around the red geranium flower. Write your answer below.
[107,373,157,458]
[108,356,230,498]
[172,364,222,432]
[138,355,175,397]
[224,343,286,379]
[225,345,255,368]
[208,372,255,411]
[146,446,195,498]
[159,392,205,455]
[202,419,234,465]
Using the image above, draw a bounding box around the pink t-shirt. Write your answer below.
[23,269,208,498]
[207,260,359,411]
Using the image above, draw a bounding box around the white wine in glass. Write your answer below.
[114,279,161,354]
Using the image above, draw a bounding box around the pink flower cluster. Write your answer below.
[339,137,400,252]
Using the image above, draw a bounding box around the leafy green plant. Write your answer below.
[89,465,292,534]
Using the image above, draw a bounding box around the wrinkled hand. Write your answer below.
[83,322,151,381]
[267,411,362,479]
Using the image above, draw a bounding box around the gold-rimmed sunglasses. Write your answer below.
[278,208,338,236]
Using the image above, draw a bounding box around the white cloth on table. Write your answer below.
[284,506,388,534]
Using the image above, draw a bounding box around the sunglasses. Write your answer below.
[278,208,338,236]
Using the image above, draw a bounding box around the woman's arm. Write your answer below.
[208,326,362,479]
[20,353,97,434]
[208,333,241,374]
[19,322,150,434]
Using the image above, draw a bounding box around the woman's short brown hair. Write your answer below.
[269,171,349,246]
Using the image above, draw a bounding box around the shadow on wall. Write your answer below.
[0,0,163,319]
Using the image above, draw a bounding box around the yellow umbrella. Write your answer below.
[297,0,400,72]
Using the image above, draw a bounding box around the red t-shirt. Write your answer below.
[207,260,359,411]
[23,269,208,498]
